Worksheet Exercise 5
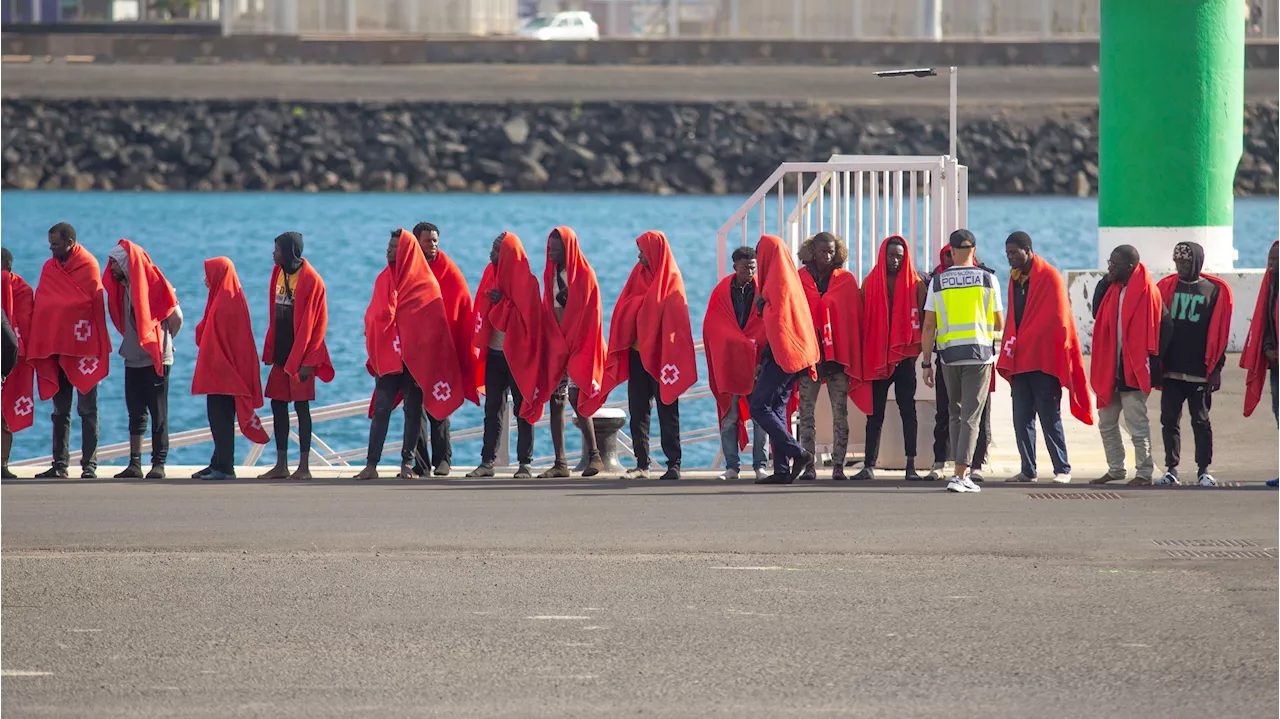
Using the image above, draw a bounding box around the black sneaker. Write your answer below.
[660,468,681,481]
[114,465,143,479]
[852,466,875,481]
[81,469,97,479]
[788,450,814,482]
[2,467,16,479]
[192,466,215,479]
[36,467,68,479]
[433,462,451,477]
[755,473,794,485]
[146,465,166,480]
[201,469,236,481]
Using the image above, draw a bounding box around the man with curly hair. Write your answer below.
[796,232,869,480]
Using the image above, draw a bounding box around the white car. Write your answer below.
[514,11,600,41]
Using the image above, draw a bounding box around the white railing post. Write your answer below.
[909,171,918,268]
[853,172,864,277]
[892,169,903,237]
[868,171,878,270]
[957,164,969,231]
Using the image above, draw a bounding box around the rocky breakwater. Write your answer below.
[3,100,1277,195]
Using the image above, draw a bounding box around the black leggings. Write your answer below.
[271,399,311,464]
[864,359,918,466]
[367,371,424,467]
[206,394,236,473]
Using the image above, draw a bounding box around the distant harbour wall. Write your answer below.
[1,34,1277,68]
[2,99,1276,195]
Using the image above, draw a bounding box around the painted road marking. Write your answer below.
[526,616,591,620]
[1,670,52,677]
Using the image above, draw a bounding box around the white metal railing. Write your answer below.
[715,155,968,280]
[14,342,714,470]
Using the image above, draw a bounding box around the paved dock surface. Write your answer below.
[4,63,1277,105]
[4,472,1278,717]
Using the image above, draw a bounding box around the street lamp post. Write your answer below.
[873,66,958,161]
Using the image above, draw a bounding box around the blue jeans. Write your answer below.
[719,396,768,471]
[749,355,804,475]
[1010,370,1070,477]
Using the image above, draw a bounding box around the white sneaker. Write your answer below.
[718,468,740,481]
[624,467,649,480]
[754,467,769,482]
[1155,470,1180,486]
[926,462,947,481]
[1197,473,1217,487]
[1005,473,1035,483]
[969,468,985,482]
[946,476,981,493]
[1051,473,1072,484]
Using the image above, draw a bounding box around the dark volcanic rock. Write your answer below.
[1,100,1275,196]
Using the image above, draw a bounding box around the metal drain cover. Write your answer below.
[1163,549,1277,559]
[1152,539,1259,548]
[1026,492,1123,500]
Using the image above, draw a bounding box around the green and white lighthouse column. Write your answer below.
[1098,0,1244,273]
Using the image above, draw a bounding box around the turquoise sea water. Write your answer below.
[3,192,1277,468]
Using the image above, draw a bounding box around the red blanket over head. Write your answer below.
[757,235,819,374]
[429,249,478,406]
[799,266,871,414]
[1156,272,1234,389]
[2,270,36,432]
[262,259,335,384]
[364,265,401,379]
[472,232,553,423]
[27,243,112,398]
[1090,263,1163,406]
[103,239,179,374]
[599,231,697,406]
[1241,240,1279,417]
[543,226,609,417]
[703,272,765,450]
[192,257,269,444]
[395,230,465,418]
[996,254,1093,424]
[862,235,923,381]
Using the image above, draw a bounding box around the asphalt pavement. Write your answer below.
[3,62,1277,106]
[3,468,1278,718]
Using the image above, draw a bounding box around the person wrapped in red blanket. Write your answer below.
[751,234,821,484]
[356,229,465,480]
[1088,245,1170,486]
[259,231,335,481]
[598,231,697,480]
[468,231,555,479]
[104,239,182,479]
[1154,241,1233,487]
[541,226,608,478]
[26,222,111,479]
[1240,241,1279,487]
[191,257,270,480]
[411,222,476,477]
[856,235,927,480]
[998,232,1092,485]
[1,248,36,478]
[795,232,867,481]
[703,245,769,481]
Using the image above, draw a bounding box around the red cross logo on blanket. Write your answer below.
[78,357,99,375]
[432,381,452,402]
[660,364,680,386]
[73,319,92,342]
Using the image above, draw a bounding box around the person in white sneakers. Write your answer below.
[920,230,1005,494]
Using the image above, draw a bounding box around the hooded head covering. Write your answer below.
[275,232,305,274]
[108,244,130,281]
[1173,241,1205,280]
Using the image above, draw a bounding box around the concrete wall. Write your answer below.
[1067,270,1266,354]
[4,33,1276,67]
